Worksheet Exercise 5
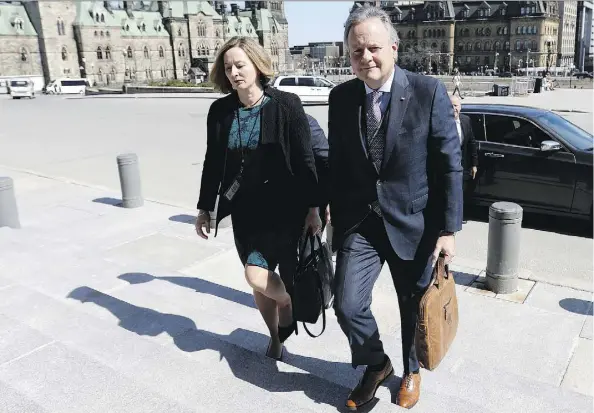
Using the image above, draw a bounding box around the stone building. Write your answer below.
[0,2,44,78]
[1,0,290,87]
[558,0,578,68]
[366,1,562,73]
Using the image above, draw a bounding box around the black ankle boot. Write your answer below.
[278,321,298,343]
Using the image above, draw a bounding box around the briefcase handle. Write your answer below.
[433,254,450,289]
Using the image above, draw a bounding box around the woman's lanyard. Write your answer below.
[236,93,265,172]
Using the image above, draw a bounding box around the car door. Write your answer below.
[314,77,334,102]
[297,77,318,102]
[477,113,576,212]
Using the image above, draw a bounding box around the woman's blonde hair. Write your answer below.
[209,36,274,94]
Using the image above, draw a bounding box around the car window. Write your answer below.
[465,113,486,141]
[315,78,334,87]
[278,77,296,86]
[485,114,551,149]
[537,111,593,151]
[298,77,315,87]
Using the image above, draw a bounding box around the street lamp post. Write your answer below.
[494,51,499,74]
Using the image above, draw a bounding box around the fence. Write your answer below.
[510,77,535,96]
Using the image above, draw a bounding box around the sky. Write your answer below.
[227,1,353,46]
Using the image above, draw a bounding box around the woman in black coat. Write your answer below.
[195,37,322,360]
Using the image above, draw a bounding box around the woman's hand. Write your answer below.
[195,210,211,240]
[303,207,322,236]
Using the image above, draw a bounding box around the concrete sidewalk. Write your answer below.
[0,169,592,413]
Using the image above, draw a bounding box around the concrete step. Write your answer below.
[1,229,591,412]
[0,284,397,413]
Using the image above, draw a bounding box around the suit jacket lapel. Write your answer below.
[382,66,411,171]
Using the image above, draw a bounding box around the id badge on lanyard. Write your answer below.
[223,101,261,202]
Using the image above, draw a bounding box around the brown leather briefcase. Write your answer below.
[415,256,459,371]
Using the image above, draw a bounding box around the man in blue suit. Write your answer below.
[327,5,463,410]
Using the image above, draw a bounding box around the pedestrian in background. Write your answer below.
[450,95,478,224]
[195,36,322,361]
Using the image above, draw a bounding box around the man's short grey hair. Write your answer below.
[343,5,400,53]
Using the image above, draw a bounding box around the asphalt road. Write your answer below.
[0,91,592,290]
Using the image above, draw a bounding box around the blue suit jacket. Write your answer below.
[328,66,463,261]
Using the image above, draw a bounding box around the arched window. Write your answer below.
[531,40,537,51]
[159,46,164,58]
[97,46,103,59]
[178,43,185,57]
[457,42,464,52]
[111,67,116,81]
[144,46,149,59]
[441,42,447,53]
[100,14,105,23]
[494,41,501,50]
[20,47,28,62]
[105,46,111,60]
[61,46,68,61]
[475,41,482,51]
[127,46,133,58]
[197,21,206,37]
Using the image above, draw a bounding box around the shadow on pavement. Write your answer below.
[93,197,123,207]
[464,204,593,239]
[66,286,393,413]
[559,298,593,316]
[118,272,257,309]
[168,214,195,224]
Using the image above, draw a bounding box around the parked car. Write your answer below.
[270,75,335,104]
[9,79,35,99]
[44,78,89,95]
[461,104,593,222]
[573,72,593,79]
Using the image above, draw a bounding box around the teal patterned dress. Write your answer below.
[224,96,301,274]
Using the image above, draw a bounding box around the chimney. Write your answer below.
[231,3,239,15]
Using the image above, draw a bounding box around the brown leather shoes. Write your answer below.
[397,372,421,409]
[346,357,393,411]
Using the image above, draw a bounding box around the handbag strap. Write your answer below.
[302,271,327,338]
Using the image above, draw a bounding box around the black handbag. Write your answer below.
[292,232,335,337]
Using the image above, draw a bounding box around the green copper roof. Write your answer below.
[239,8,278,32]
[225,15,258,38]
[0,3,38,36]
[170,1,222,20]
[74,2,168,37]
[114,10,169,37]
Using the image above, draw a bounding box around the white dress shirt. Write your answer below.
[364,69,395,116]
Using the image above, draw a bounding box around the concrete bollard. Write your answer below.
[0,177,21,229]
[116,153,144,208]
[486,202,523,294]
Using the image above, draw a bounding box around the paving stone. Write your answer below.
[0,381,48,413]
[525,282,594,317]
[0,342,197,413]
[561,338,594,397]
[104,232,226,270]
[0,314,53,366]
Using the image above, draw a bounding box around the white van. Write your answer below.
[9,79,35,99]
[45,78,90,95]
[271,75,335,104]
